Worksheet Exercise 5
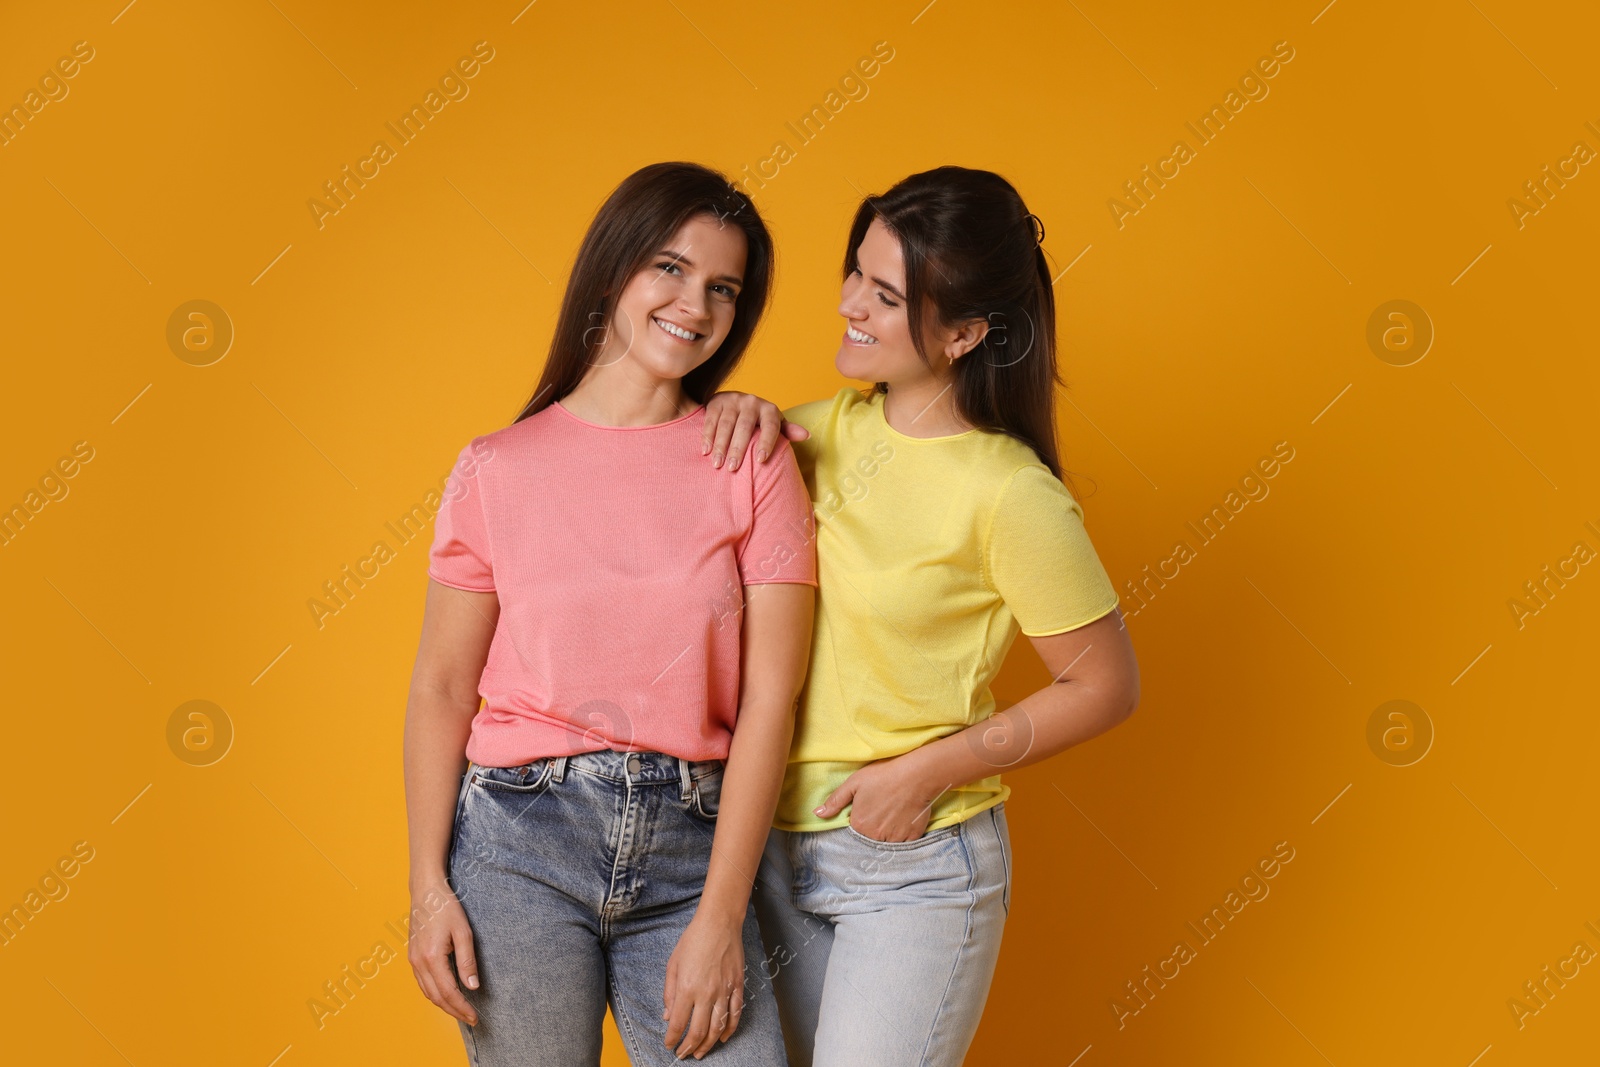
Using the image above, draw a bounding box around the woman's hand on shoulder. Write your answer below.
[703,391,809,472]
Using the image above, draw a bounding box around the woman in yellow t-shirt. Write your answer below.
[700,165,1142,1067]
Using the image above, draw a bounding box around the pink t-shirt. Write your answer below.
[428,400,818,767]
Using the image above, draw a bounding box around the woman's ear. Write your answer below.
[944,317,990,362]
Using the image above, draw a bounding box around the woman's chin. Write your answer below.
[835,346,876,381]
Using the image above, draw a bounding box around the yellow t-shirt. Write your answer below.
[776,386,1121,832]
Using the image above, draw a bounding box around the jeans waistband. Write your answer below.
[470,750,722,799]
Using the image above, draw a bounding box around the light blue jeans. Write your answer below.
[447,750,788,1066]
[751,804,1012,1067]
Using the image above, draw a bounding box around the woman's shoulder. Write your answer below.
[782,386,871,433]
[446,408,557,474]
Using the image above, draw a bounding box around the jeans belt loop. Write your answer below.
[551,755,568,784]
[677,757,693,801]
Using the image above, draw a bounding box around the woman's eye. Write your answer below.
[657,261,681,275]
[877,293,897,308]
[713,285,735,297]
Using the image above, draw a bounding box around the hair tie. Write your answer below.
[1022,212,1045,246]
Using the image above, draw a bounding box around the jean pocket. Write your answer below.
[471,759,555,795]
[688,765,724,821]
[845,821,962,851]
[992,805,1012,915]
[446,765,475,866]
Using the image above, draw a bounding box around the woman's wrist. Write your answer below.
[896,736,973,803]
[693,893,749,930]
[409,866,451,894]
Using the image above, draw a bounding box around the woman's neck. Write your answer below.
[882,377,972,438]
[561,367,695,427]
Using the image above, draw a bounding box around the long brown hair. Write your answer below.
[844,166,1074,486]
[512,162,774,424]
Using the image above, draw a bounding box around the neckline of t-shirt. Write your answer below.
[866,389,981,442]
[551,399,705,431]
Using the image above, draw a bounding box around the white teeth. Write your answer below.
[653,316,698,341]
[846,324,877,344]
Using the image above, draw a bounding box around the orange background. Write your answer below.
[2,1,1596,1064]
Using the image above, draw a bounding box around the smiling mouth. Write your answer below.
[652,316,703,343]
[845,324,878,345]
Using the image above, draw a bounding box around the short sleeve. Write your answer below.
[783,392,844,484]
[986,465,1119,636]
[737,437,818,587]
[428,440,496,592]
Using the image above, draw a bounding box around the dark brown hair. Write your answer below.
[512,162,773,424]
[844,166,1074,486]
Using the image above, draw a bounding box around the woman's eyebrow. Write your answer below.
[870,275,906,301]
[658,248,743,286]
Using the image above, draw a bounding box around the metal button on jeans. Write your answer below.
[626,755,641,775]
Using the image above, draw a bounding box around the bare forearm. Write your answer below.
[403,682,477,892]
[902,679,1136,799]
[697,698,794,921]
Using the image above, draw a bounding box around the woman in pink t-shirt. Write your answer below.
[403,162,817,1066]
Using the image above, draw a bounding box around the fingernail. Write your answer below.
[713,454,723,467]
[758,449,768,462]
[467,976,478,989]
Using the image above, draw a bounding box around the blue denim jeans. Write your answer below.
[447,750,788,1066]
[751,804,1012,1067]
